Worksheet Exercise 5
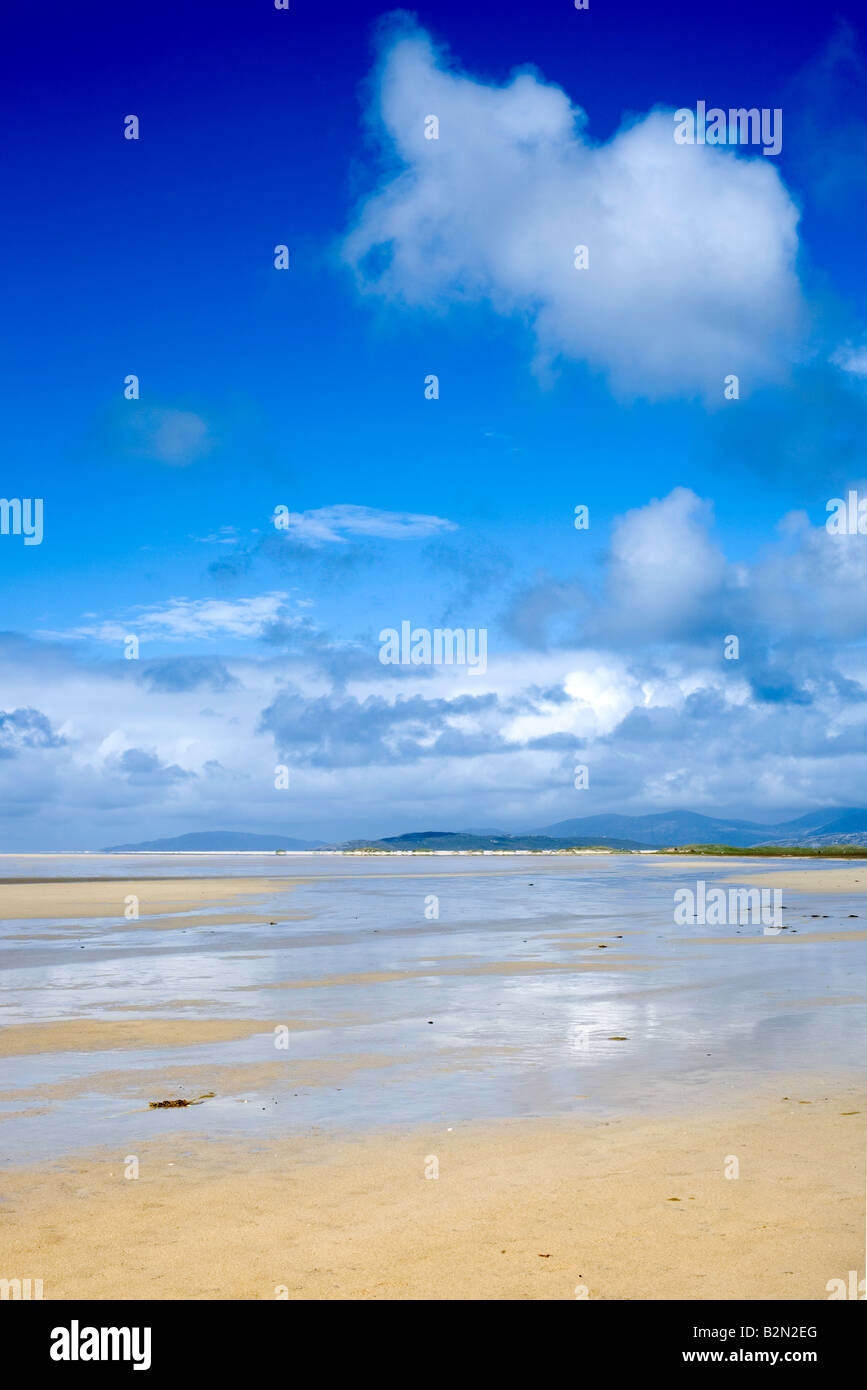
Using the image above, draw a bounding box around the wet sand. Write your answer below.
[1,1082,862,1300]
[2,853,865,1299]
[0,876,290,920]
[0,1017,319,1057]
[723,865,867,893]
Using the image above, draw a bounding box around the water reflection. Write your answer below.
[0,854,864,1160]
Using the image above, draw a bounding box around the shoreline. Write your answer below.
[5,846,867,856]
[3,859,867,915]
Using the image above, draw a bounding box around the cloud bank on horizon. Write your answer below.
[7,483,867,847]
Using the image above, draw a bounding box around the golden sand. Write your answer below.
[1,1084,862,1300]
[723,865,867,893]
[0,1017,324,1058]
[0,876,293,920]
[3,862,865,1301]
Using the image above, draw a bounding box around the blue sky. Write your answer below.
[2,0,867,847]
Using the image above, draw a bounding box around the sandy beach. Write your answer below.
[1,854,865,1300]
[1,1082,862,1300]
[0,875,290,920]
[726,865,867,893]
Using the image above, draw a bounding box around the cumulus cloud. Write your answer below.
[258,688,500,767]
[595,488,738,641]
[0,707,66,758]
[113,747,195,785]
[504,484,867,649]
[752,503,867,641]
[501,488,739,649]
[139,656,242,694]
[343,23,805,400]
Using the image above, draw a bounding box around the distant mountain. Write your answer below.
[531,810,772,848]
[760,831,867,848]
[338,830,650,851]
[102,809,867,855]
[764,809,861,833]
[758,810,867,848]
[530,808,867,849]
[793,809,867,836]
[103,830,324,852]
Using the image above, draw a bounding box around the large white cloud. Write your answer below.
[343,26,805,400]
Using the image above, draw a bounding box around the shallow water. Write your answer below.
[1,853,865,1162]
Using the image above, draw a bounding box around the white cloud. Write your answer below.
[513,483,867,648]
[503,659,644,743]
[193,526,240,545]
[343,26,804,400]
[278,503,458,544]
[45,593,297,644]
[752,501,867,640]
[599,487,733,639]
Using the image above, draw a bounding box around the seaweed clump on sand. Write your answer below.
[149,1092,216,1109]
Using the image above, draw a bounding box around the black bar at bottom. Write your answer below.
[7,1298,862,1375]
